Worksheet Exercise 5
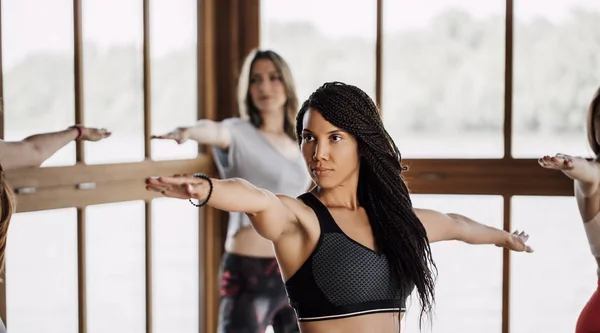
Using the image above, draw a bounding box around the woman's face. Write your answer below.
[248,59,287,114]
[300,108,360,189]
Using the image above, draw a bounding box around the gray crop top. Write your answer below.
[212,118,312,238]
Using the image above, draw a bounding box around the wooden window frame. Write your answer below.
[0,0,573,332]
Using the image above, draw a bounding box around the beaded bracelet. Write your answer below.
[189,173,213,208]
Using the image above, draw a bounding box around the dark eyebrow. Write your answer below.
[301,129,345,134]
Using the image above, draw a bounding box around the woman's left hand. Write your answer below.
[496,230,533,253]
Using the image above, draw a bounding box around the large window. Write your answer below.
[512,0,600,158]
[405,195,503,333]
[86,201,146,333]
[82,0,145,165]
[150,0,198,161]
[6,208,78,333]
[510,196,597,333]
[1,0,209,331]
[2,0,76,167]
[151,198,200,333]
[383,0,505,158]
[260,0,377,102]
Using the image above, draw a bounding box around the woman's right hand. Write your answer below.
[538,153,576,171]
[151,127,190,144]
[145,174,210,200]
[80,127,111,141]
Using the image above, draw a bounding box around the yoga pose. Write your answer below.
[538,87,600,333]
[152,49,311,332]
[147,82,532,333]
[0,125,111,170]
[0,124,109,332]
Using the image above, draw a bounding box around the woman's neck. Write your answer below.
[314,184,359,210]
[259,109,285,134]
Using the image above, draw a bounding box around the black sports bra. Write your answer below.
[284,193,412,322]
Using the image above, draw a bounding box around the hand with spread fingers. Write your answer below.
[145,174,212,201]
[496,230,533,253]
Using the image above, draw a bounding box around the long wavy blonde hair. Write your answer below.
[0,164,14,278]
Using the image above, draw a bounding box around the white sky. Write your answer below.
[1,0,599,69]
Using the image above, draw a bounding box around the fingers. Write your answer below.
[145,183,192,199]
[150,133,186,144]
[161,187,194,199]
[538,155,557,169]
[538,154,573,170]
[514,230,529,241]
[511,230,533,253]
[145,174,198,186]
[157,175,199,185]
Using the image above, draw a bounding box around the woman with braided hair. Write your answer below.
[146,81,532,333]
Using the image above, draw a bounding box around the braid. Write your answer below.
[296,82,437,329]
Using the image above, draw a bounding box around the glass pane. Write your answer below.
[151,198,199,333]
[382,1,505,158]
[6,208,78,333]
[510,196,598,333]
[86,201,145,333]
[404,195,503,333]
[83,0,144,164]
[512,1,600,158]
[260,0,376,102]
[150,0,199,161]
[2,0,76,167]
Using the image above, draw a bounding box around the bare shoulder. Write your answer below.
[276,194,318,227]
[276,194,309,215]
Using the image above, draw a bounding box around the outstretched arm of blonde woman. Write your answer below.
[145,174,299,241]
[415,208,533,253]
[151,119,231,149]
[539,154,600,197]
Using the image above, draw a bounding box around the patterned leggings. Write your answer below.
[576,279,600,333]
[217,252,299,333]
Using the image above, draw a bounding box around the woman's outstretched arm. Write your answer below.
[0,126,110,170]
[415,208,533,252]
[146,174,299,241]
[151,119,231,150]
[539,154,600,197]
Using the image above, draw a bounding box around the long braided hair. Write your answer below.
[296,82,437,328]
